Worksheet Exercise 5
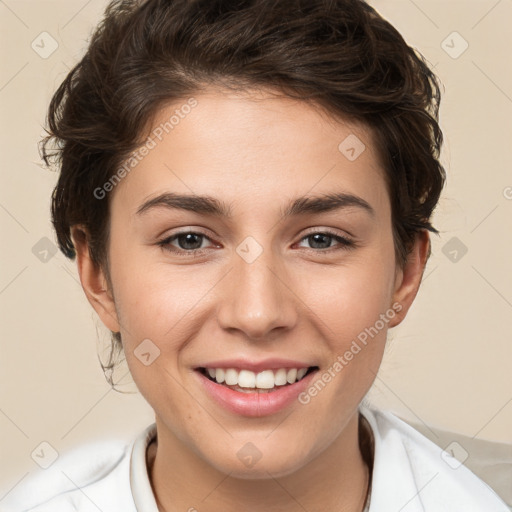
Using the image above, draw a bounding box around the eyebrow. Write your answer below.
[135,192,375,219]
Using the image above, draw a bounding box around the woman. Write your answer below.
[6,0,509,510]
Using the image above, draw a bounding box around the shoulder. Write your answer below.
[360,405,510,512]
[1,436,136,512]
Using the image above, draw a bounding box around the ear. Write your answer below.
[388,230,430,328]
[71,225,121,333]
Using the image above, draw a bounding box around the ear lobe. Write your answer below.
[388,230,430,328]
[71,225,121,334]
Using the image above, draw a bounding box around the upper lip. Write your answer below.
[195,358,318,373]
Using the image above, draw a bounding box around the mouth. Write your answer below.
[193,359,321,416]
[196,366,319,394]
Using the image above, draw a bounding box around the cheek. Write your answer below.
[314,254,396,333]
[310,252,398,396]
[112,263,209,348]
[110,261,207,412]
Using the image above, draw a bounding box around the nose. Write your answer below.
[215,244,298,341]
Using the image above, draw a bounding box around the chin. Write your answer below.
[208,447,311,480]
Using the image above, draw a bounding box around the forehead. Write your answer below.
[111,87,390,219]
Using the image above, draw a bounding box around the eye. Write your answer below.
[158,231,214,254]
[296,230,356,252]
[157,229,356,256]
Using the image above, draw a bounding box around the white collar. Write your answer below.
[130,422,159,511]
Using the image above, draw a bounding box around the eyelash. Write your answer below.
[157,229,356,256]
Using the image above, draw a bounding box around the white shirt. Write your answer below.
[2,406,509,512]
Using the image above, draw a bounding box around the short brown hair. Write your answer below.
[42,0,445,384]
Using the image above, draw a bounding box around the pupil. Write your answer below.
[180,233,202,250]
[310,233,331,249]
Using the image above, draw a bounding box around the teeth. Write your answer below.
[256,370,274,389]
[238,369,256,388]
[206,366,312,389]
[286,368,297,384]
[274,368,287,386]
[224,368,238,385]
[216,368,225,383]
[297,368,308,380]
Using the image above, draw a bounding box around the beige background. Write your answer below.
[1,0,511,500]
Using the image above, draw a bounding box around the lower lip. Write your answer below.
[194,369,318,417]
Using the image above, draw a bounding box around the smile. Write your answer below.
[198,366,318,392]
[194,365,320,417]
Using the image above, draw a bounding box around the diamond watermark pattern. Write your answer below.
[32,237,58,263]
[338,134,366,162]
[441,441,469,469]
[134,338,161,366]
[31,441,59,469]
[237,442,263,468]
[236,236,263,264]
[442,236,468,263]
[441,31,468,59]
[31,32,59,59]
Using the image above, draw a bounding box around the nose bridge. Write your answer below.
[216,236,297,339]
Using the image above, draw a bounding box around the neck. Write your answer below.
[148,411,371,512]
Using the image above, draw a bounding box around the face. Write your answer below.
[77,87,426,479]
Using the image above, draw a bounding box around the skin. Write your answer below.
[72,87,429,512]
